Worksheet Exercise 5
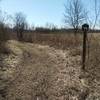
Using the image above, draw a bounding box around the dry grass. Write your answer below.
[23,32,83,49]
[0,32,100,99]
[26,32,100,99]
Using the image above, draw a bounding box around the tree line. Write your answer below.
[0,0,100,41]
[64,0,100,33]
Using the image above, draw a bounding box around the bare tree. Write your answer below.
[14,12,27,41]
[86,0,100,29]
[93,0,100,29]
[64,0,87,34]
[0,11,10,42]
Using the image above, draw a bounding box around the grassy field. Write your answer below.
[23,32,83,49]
[0,32,100,100]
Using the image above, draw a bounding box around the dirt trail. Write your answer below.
[0,40,100,100]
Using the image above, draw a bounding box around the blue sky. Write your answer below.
[0,0,95,27]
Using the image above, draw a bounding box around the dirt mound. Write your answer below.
[0,40,100,100]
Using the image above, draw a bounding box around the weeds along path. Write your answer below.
[1,40,99,100]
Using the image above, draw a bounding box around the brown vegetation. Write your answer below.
[0,32,100,99]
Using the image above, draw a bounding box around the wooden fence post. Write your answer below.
[82,24,89,70]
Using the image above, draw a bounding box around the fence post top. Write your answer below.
[82,23,89,31]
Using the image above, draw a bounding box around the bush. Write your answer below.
[0,23,9,42]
